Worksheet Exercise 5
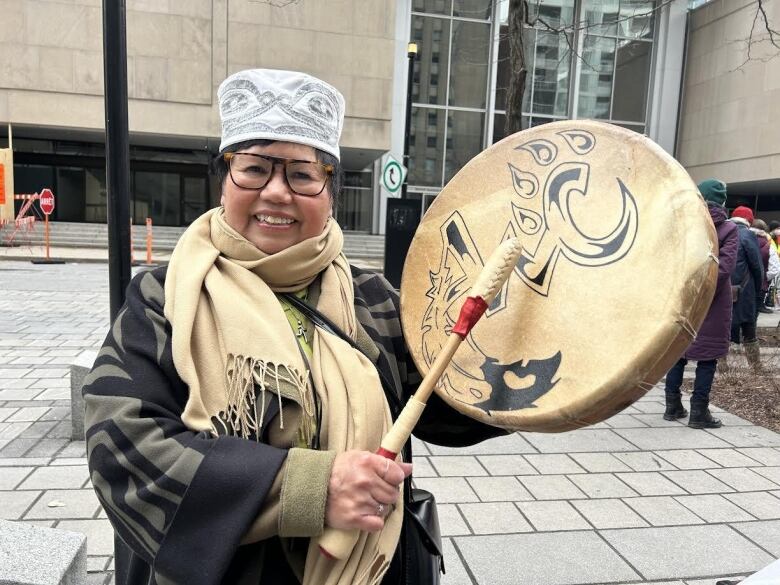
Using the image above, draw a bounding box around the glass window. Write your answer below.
[618,0,655,39]
[412,16,451,106]
[449,20,491,108]
[453,0,491,19]
[336,187,373,232]
[532,31,571,116]
[56,168,87,222]
[183,176,207,225]
[84,168,107,223]
[445,110,485,183]
[409,107,446,187]
[135,171,181,227]
[492,113,531,144]
[612,39,651,122]
[412,0,451,15]
[583,0,619,36]
[528,0,576,29]
[13,164,55,218]
[577,35,616,119]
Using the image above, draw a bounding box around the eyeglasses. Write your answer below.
[224,152,334,196]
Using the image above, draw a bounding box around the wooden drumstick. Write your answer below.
[318,237,524,560]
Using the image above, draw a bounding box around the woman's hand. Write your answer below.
[325,450,412,532]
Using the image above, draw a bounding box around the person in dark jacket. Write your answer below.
[729,205,765,371]
[663,179,738,428]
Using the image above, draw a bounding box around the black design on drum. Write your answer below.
[474,351,562,412]
[511,131,639,296]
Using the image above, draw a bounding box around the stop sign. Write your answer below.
[39,188,55,215]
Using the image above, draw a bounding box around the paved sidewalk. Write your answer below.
[2,258,780,585]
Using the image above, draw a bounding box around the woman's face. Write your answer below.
[221,141,332,254]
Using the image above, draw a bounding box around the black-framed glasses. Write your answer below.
[224,152,334,196]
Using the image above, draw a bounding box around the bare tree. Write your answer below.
[504,0,780,137]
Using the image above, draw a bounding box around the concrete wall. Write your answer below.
[678,0,780,183]
[0,0,396,153]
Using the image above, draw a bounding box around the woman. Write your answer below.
[83,69,503,585]
[663,179,737,428]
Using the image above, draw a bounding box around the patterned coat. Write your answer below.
[731,221,764,327]
[685,204,738,360]
[84,265,504,585]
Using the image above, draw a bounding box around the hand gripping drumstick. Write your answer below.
[318,237,524,560]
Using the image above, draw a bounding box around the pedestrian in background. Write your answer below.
[663,179,738,428]
[752,218,780,312]
[729,205,765,372]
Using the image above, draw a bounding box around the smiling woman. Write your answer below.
[82,68,503,585]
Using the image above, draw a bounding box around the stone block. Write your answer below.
[465,476,534,503]
[458,502,532,534]
[70,350,96,441]
[571,498,649,529]
[521,429,635,453]
[428,456,487,477]
[516,500,590,531]
[0,519,86,585]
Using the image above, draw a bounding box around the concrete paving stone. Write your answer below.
[0,378,35,390]
[568,473,639,498]
[517,475,588,500]
[0,421,32,440]
[0,466,33,489]
[571,498,649,529]
[23,367,69,379]
[0,440,8,450]
[614,452,677,471]
[30,377,71,388]
[19,465,90,490]
[19,420,57,438]
[476,454,538,476]
[454,531,640,584]
[614,427,731,450]
[616,472,688,496]
[0,407,18,421]
[51,458,89,469]
[85,573,109,585]
[410,456,436,477]
[35,387,72,400]
[737,447,780,466]
[413,477,479,504]
[412,437,430,456]
[87,556,111,573]
[724,492,780,520]
[675,494,756,523]
[600,524,773,581]
[10,356,55,366]
[0,368,32,378]
[603,414,649,428]
[0,437,39,457]
[441,538,472,585]
[47,420,73,439]
[751,466,780,484]
[466,476,535,502]
[629,413,686,428]
[524,454,586,475]
[43,349,83,357]
[623,496,706,526]
[26,437,69,458]
[57,518,115,556]
[0,490,41,519]
[429,456,488,477]
[0,457,52,466]
[24,488,102,520]
[52,399,73,408]
[39,406,72,422]
[436,504,471,536]
[699,448,765,468]
[707,467,780,492]
[569,452,633,473]
[631,400,667,414]
[655,449,721,470]
[521,429,636,454]
[427,432,538,455]
[3,400,53,408]
[662,470,735,494]
[516,500,591,531]
[731,519,780,556]
[707,426,780,448]
[57,441,87,458]
[684,578,749,585]
[0,387,41,400]
[458,502,533,534]
[714,413,756,426]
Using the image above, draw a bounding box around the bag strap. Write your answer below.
[279,293,414,486]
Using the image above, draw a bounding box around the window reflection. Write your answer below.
[612,39,651,122]
[409,107,445,187]
[618,0,655,38]
[583,0,619,36]
[412,0,451,15]
[135,172,181,227]
[445,110,484,183]
[449,20,491,108]
[578,35,616,119]
[532,31,571,116]
[453,0,491,19]
[412,16,450,106]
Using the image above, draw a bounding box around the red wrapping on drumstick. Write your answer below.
[451,296,489,337]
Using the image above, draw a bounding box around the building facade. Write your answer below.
[2,0,775,234]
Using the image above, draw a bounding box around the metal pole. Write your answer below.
[103,0,132,321]
[401,42,417,199]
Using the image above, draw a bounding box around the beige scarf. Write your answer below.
[164,208,402,585]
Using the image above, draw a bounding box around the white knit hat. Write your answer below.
[217,68,345,160]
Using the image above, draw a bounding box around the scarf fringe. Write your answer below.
[219,354,313,441]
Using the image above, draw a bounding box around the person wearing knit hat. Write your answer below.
[82,68,499,585]
[663,179,738,429]
[727,203,765,375]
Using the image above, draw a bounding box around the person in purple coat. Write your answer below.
[663,179,738,428]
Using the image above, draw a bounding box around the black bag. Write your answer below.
[281,293,444,584]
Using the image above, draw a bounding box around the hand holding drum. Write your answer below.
[317,237,524,560]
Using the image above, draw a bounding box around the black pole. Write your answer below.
[103,0,132,321]
[401,43,417,199]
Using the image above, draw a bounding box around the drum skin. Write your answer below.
[400,120,718,433]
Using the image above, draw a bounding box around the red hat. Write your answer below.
[731,206,754,224]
